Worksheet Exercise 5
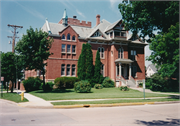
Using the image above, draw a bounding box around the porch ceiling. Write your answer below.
[115,58,134,64]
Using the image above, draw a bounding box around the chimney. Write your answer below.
[96,14,100,26]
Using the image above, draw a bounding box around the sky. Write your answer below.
[0,0,152,67]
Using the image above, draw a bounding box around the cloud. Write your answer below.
[76,9,86,18]
[109,0,123,9]
[15,1,45,20]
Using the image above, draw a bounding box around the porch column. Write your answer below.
[119,63,121,77]
[116,64,117,77]
[129,63,131,79]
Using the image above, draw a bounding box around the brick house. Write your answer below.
[25,9,147,87]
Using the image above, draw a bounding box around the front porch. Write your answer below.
[115,58,137,87]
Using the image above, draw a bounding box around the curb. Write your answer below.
[53,102,155,109]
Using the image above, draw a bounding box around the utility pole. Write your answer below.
[7,24,23,53]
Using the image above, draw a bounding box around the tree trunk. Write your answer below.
[42,69,45,91]
[10,81,13,93]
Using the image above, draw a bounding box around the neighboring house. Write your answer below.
[146,64,158,77]
[25,9,148,87]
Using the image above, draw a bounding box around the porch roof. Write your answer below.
[115,58,134,64]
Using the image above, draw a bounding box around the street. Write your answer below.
[0,99,179,126]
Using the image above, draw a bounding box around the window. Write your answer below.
[67,33,70,40]
[37,70,39,76]
[72,45,76,53]
[72,36,76,41]
[98,47,104,58]
[67,45,71,53]
[121,32,126,37]
[131,50,136,60]
[72,65,75,76]
[67,64,70,76]
[61,64,65,76]
[118,47,123,59]
[101,64,104,77]
[62,34,65,40]
[62,44,66,52]
[115,32,120,37]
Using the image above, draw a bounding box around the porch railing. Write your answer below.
[120,76,127,86]
[130,76,136,85]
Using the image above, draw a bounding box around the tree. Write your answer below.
[15,27,53,90]
[147,23,179,80]
[85,44,94,81]
[1,52,23,93]
[118,1,179,42]
[93,50,103,84]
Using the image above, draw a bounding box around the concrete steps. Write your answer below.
[127,80,136,88]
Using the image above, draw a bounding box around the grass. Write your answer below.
[51,98,180,105]
[0,93,28,103]
[29,88,171,101]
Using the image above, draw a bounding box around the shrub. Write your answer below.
[54,77,80,89]
[102,77,115,88]
[120,86,129,91]
[74,80,91,93]
[23,77,42,92]
[42,82,54,91]
[94,84,103,89]
[138,82,143,88]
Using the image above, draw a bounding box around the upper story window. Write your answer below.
[118,47,124,59]
[131,50,136,60]
[67,33,70,40]
[98,47,104,59]
[72,36,76,41]
[93,31,102,37]
[62,34,65,40]
[72,45,76,53]
[67,45,71,53]
[62,44,66,52]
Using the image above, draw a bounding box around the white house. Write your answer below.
[146,64,158,77]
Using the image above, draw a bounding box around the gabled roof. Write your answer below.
[104,19,122,32]
[147,64,158,73]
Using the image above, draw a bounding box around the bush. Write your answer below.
[23,77,42,92]
[54,77,80,89]
[138,82,143,88]
[74,80,91,93]
[120,86,129,91]
[42,82,54,91]
[94,84,103,89]
[102,77,115,88]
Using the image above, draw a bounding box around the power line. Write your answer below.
[7,24,23,53]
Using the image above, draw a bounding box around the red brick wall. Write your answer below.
[59,18,91,28]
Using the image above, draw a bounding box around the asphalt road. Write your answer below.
[0,99,180,126]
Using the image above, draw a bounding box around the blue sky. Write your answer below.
[0,0,152,66]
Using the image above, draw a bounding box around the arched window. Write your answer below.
[118,47,123,59]
[61,64,65,76]
[67,33,70,40]
[98,47,104,58]
[62,34,65,40]
[72,35,76,41]
[67,64,70,76]
[72,65,75,76]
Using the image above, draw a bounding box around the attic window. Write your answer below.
[62,34,65,40]
[93,31,102,37]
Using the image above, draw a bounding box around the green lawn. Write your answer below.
[30,88,171,101]
[0,93,28,103]
[52,98,179,105]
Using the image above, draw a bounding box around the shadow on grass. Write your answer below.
[34,89,75,93]
[136,118,179,126]
[169,95,180,99]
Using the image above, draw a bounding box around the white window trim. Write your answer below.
[98,47,105,59]
[118,47,124,59]
[62,44,66,53]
